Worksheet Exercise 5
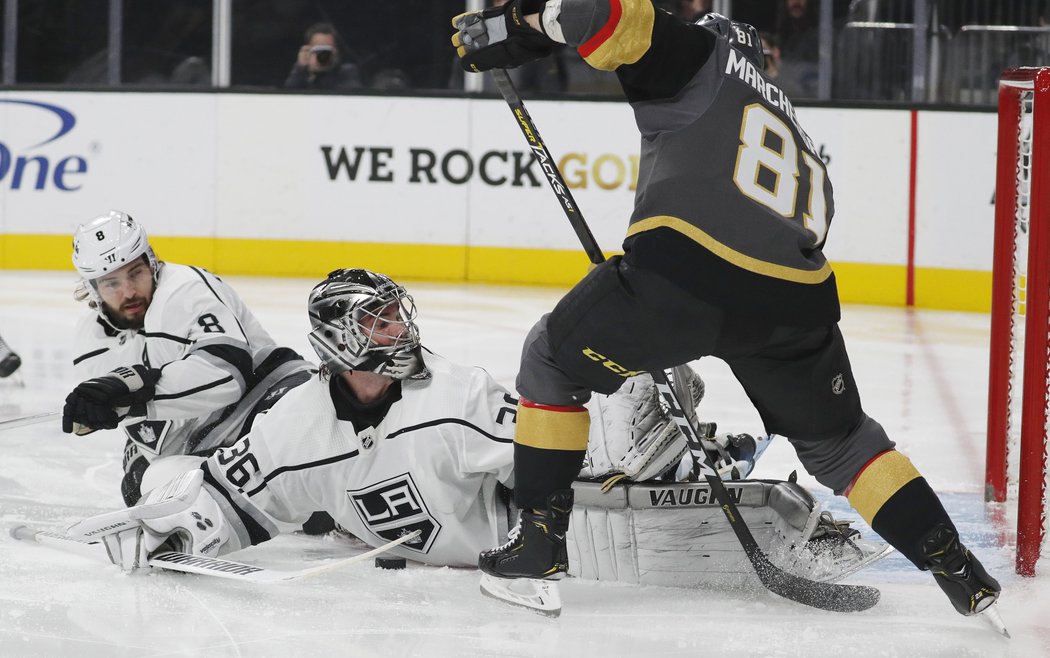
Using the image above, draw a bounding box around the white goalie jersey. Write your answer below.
[72,263,313,460]
[199,353,519,567]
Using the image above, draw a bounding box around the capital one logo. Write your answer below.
[0,99,89,191]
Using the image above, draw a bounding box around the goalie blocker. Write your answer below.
[568,478,892,588]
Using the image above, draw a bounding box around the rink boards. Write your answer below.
[0,92,995,310]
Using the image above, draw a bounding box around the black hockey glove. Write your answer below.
[62,365,158,434]
[452,0,554,72]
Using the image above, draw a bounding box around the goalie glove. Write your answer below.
[687,432,773,481]
[62,364,158,434]
[584,365,704,482]
[452,0,555,73]
[65,469,237,572]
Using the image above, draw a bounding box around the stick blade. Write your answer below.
[148,551,290,584]
[753,550,881,612]
[480,573,562,618]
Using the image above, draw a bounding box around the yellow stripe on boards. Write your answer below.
[832,262,907,306]
[3,234,74,270]
[0,234,994,312]
[467,246,611,286]
[914,267,992,312]
[846,451,921,525]
[211,239,467,280]
[515,404,590,451]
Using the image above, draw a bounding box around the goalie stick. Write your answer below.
[489,68,879,614]
[10,524,421,584]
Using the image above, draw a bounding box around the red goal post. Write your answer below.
[986,67,1050,577]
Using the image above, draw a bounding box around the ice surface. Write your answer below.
[0,272,1046,656]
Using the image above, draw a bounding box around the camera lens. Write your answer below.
[316,50,332,65]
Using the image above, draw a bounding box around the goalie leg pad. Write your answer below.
[139,476,235,558]
[140,455,208,494]
[568,480,797,588]
[65,469,240,572]
[567,479,891,587]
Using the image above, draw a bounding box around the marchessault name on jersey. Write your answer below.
[725,48,816,153]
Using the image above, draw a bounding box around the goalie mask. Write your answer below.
[307,268,430,381]
[72,210,160,326]
[696,12,765,71]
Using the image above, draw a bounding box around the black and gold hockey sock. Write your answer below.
[846,450,954,568]
[513,399,589,510]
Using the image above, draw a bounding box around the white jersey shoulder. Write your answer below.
[142,263,276,364]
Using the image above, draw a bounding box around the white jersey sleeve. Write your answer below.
[198,376,374,551]
[446,364,518,489]
[71,312,145,381]
[141,264,276,420]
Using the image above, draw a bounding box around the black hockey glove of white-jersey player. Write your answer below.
[63,365,158,434]
[452,0,554,72]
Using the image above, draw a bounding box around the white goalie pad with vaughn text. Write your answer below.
[567,479,889,589]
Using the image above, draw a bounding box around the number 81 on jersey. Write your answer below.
[732,103,829,245]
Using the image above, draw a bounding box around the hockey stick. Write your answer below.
[490,68,878,613]
[0,411,60,433]
[10,524,421,584]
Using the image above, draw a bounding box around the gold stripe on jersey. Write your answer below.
[515,403,590,451]
[846,450,921,525]
[578,0,655,71]
[626,215,833,284]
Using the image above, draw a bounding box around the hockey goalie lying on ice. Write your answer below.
[65,268,890,589]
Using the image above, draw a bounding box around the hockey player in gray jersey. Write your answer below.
[452,2,1000,619]
[63,211,314,506]
[65,268,886,594]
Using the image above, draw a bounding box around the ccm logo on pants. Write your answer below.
[582,347,645,378]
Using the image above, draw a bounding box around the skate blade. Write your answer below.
[479,573,562,618]
[978,603,1010,639]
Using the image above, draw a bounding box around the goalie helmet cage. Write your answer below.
[986,66,1050,577]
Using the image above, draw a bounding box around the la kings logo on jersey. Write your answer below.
[347,473,440,553]
[123,419,172,454]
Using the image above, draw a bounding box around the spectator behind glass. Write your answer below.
[776,0,819,98]
[759,32,782,81]
[675,0,711,22]
[284,22,363,91]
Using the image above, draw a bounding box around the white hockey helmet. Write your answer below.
[307,268,430,381]
[72,210,158,281]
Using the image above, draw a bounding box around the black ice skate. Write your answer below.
[479,489,573,580]
[478,489,573,617]
[0,337,20,378]
[921,523,1001,616]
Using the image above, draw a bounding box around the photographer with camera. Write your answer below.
[283,22,362,91]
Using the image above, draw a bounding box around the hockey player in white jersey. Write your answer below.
[63,211,315,507]
[66,268,887,588]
